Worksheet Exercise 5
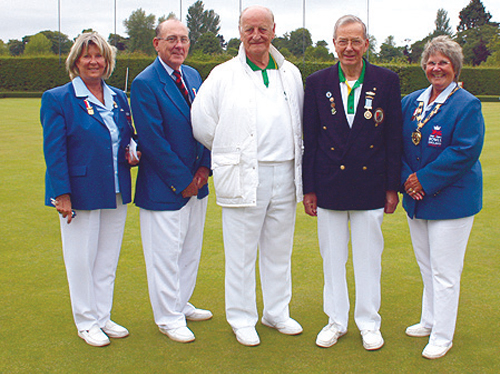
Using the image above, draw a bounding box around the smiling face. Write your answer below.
[333,21,369,71]
[154,20,190,70]
[75,43,106,84]
[425,51,456,94]
[239,7,275,62]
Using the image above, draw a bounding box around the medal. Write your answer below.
[364,110,372,119]
[374,108,384,124]
[84,99,94,115]
[412,130,422,145]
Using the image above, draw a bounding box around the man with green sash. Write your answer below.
[302,15,403,351]
[191,5,304,347]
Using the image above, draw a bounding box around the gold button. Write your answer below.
[171,186,176,191]
[340,165,345,170]
[370,145,374,149]
[331,147,335,151]
[323,126,327,130]
[363,166,367,170]
[375,124,379,127]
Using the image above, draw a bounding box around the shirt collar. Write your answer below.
[417,81,457,106]
[158,57,183,78]
[246,54,278,71]
[72,76,115,110]
[338,60,366,84]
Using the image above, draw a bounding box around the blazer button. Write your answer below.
[340,165,345,170]
[171,186,176,192]
[370,145,374,149]
[323,126,327,130]
[363,166,367,170]
[330,147,335,151]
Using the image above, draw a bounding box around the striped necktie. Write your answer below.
[173,70,190,106]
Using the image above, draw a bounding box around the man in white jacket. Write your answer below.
[191,5,304,347]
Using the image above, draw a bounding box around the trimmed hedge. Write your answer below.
[1,56,499,95]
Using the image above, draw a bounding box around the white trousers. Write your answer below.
[59,194,127,331]
[407,215,474,347]
[223,161,296,329]
[317,208,384,332]
[140,196,208,329]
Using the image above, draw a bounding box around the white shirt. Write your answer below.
[340,80,363,127]
[417,81,458,115]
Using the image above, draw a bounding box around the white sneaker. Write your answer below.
[261,317,303,335]
[361,329,384,350]
[405,323,432,337]
[422,343,453,359]
[78,325,110,347]
[186,308,213,321]
[233,327,260,346]
[315,323,347,348]
[159,326,195,343]
[102,320,129,338]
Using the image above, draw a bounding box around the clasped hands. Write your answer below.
[404,172,425,200]
[182,167,210,198]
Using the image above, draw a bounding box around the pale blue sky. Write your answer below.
[2,0,499,52]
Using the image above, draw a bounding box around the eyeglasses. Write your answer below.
[336,38,364,47]
[157,36,190,45]
[427,60,451,67]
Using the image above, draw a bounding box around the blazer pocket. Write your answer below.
[69,165,87,177]
[212,150,243,199]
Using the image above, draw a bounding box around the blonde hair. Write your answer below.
[66,32,116,80]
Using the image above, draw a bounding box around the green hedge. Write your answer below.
[1,56,499,95]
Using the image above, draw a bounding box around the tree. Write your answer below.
[37,30,73,55]
[457,0,497,32]
[108,33,129,51]
[0,40,8,55]
[8,39,24,56]
[272,33,291,52]
[378,35,404,62]
[123,8,156,55]
[24,33,52,55]
[483,33,500,66]
[194,31,222,54]
[288,28,313,57]
[186,1,223,51]
[432,9,453,37]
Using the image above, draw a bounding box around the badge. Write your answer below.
[326,91,332,98]
[113,101,118,109]
[84,99,94,115]
[412,130,422,145]
[374,108,384,124]
[364,110,372,119]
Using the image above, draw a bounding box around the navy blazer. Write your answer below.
[41,82,133,210]
[302,61,403,210]
[401,87,484,220]
[131,58,210,211]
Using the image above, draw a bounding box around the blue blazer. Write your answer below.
[401,87,484,220]
[130,58,210,211]
[41,82,134,210]
[302,61,403,210]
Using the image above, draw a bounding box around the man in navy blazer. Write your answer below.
[302,15,402,351]
[130,19,212,344]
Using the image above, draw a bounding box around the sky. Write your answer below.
[2,0,500,53]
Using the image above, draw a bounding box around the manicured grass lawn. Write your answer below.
[1,98,499,373]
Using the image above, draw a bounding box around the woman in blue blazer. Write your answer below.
[401,36,484,359]
[41,32,139,347]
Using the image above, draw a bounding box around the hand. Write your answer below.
[404,173,425,201]
[182,180,199,198]
[194,166,210,189]
[54,194,74,224]
[303,192,318,217]
[125,148,141,165]
[384,190,399,214]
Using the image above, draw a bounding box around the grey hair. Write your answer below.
[238,5,275,30]
[155,18,185,37]
[66,32,116,81]
[333,15,368,40]
[421,35,463,82]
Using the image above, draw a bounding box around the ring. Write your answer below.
[408,188,413,193]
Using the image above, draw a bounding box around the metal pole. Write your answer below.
[180,0,182,21]
[114,0,117,46]
[366,0,370,61]
[58,0,61,65]
[302,0,305,68]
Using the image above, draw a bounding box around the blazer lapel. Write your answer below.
[154,60,190,122]
[77,97,106,127]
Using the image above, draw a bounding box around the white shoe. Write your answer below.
[422,343,453,359]
[102,320,129,338]
[78,325,110,347]
[186,308,213,321]
[159,326,195,343]
[315,323,347,348]
[233,327,260,346]
[405,323,432,337]
[261,317,303,335]
[361,329,384,350]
